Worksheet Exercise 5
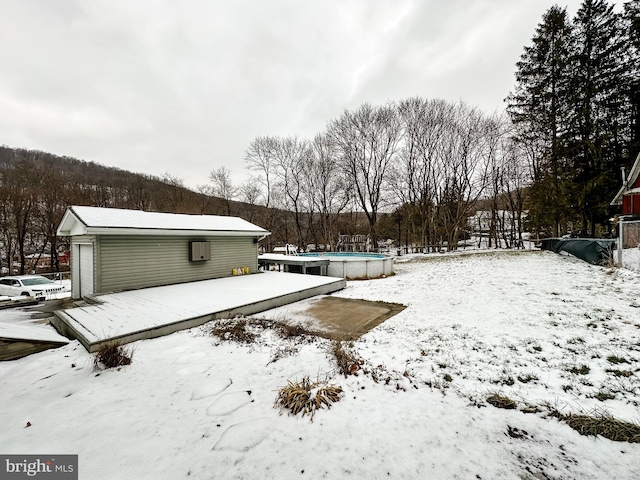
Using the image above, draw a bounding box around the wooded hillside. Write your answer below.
[0,146,278,274]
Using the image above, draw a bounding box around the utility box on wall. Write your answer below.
[189,241,211,261]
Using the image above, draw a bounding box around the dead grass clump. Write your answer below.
[561,411,640,443]
[210,318,258,343]
[487,393,517,410]
[93,341,133,370]
[274,376,343,420]
[607,355,630,365]
[594,390,616,401]
[331,341,363,376]
[568,364,590,375]
[521,404,541,414]
[267,344,300,364]
[517,373,539,384]
[274,322,317,340]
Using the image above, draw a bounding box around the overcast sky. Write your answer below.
[0,0,589,190]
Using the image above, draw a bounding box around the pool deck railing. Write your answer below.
[258,254,330,275]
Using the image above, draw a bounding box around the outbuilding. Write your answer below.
[56,206,270,299]
[611,151,640,215]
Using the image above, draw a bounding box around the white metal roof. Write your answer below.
[57,206,270,237]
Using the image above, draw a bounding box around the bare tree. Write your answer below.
[392,98,450,250]
[272,136,310,249]
[244,136,281,246]
[209,166,237,216]
[36,165,72,272]
[245,136,278,210]
[238,180,262,223]
[435,103,492,251]
[154,173,187,213]
[329,103,401,247]
[1,160,41,274]
[500,134,532,248]
[483,115,511,248]
[0,162,16,274]
[304,134,351,250]
[124,175,152,211]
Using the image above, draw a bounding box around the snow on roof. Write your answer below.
[57,206,270,237]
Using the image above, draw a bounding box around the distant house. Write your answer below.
[611,151,640,216]
[468,210,524,240]
[57,206,270,299]
[24,253,51,268]
[468,210,520,234]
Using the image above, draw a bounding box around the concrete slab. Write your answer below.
[52,272,346,352]
[293,297,406,340]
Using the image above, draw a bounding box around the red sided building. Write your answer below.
[611,151,640,216]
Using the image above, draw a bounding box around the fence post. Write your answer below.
[618,219,623,266]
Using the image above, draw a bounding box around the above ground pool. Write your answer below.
[301,252,394,279]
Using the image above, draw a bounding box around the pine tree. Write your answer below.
[567,0,629,235]
[507,6,574,236]
[624,0,640,152]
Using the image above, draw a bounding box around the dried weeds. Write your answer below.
[93,341,134,370]
[274,376,343,421]
[210,318,259,344]
[331,341,364,377]
[487,393,517,409]
[554,409,640,443]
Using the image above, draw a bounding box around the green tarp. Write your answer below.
[540,238,616,265]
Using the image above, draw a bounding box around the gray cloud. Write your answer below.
[0,0,585,189]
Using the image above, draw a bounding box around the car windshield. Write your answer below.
[21,277,54,286]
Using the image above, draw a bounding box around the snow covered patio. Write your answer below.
[52,272,346,352]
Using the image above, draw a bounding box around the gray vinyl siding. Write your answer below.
[98,235,258,293]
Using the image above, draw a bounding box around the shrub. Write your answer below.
[93,341,133,370]
[274,376,343,420]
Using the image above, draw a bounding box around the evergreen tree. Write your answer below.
[507,6,574,236]
[567,0,629,235]
[624,0,640,152]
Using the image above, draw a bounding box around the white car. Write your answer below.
[0,275,65,300]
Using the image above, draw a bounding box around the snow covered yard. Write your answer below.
[1,250,639,479]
